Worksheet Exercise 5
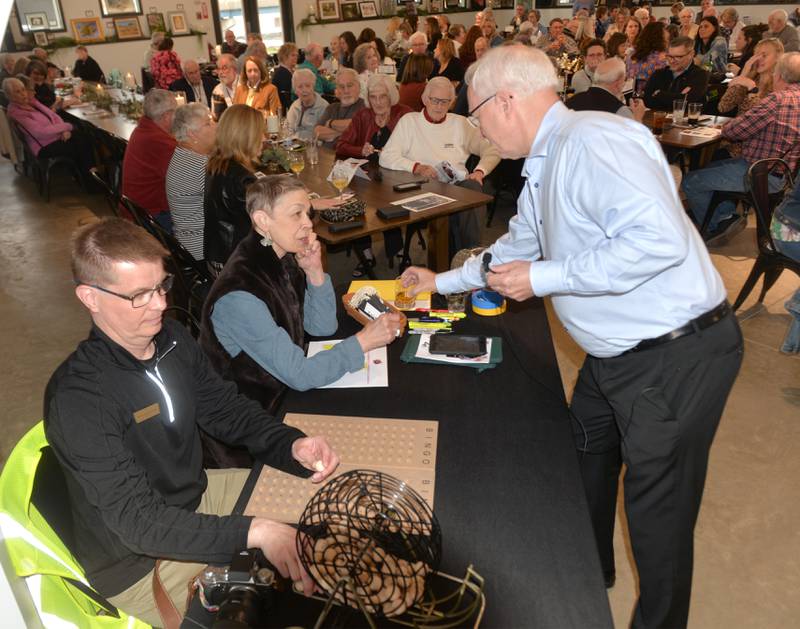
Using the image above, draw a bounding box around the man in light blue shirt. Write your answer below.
[401,45,743,629]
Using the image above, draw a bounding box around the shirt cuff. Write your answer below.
[530,260,567,297]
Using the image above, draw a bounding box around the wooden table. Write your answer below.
[295,147,493,273]
[644,111,732,169]
[64,105,137,144]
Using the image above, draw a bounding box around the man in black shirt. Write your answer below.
[45,218,339,626]
[72,45,105,83]
[644,36,709,111]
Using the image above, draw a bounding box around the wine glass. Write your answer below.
[331,161,350,201]
[288,151,305,177]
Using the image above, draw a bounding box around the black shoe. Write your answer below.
[604,570,616,589]
[704,214,745,243]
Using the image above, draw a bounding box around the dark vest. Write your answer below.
[566,86,624,115]
[199,229,306,467]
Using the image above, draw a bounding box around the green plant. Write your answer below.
[261,145,291,172]
[44,36,76,52]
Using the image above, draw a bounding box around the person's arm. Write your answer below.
[717,83,748,113]
[302,274,338,336]
[710,38,728,74]
[211,291,364,391]
[378,116,416,172]
[335,112,367,158]
[722,93,778,142]
[46,383,254,563]
[285,101,300,133]
[529,133,690,298]
[465,120,501,176]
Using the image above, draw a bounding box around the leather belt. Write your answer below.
[623,301,731,355]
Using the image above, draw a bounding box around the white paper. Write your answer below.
[390,192,456,212]
[414,334,492,365]
[326,158,370,186]
[307,340,388,388]
[679,127,721,138]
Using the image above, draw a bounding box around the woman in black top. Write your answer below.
[272,42,298,112]
[25,60,58,109]
[425,17,442,55]
[432,38,464,88]
[72,45,105,83]
[339,31,357,68]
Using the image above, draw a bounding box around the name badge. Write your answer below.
[133,403,160,423]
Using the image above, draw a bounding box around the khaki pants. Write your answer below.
[108,469,250,626]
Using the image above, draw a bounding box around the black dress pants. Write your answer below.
[38,132,94,175]
[570,310,743,628]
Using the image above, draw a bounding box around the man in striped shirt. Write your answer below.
[682,52,800,239]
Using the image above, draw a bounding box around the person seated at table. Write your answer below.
[567,57,646,121]
[166,103,217,261]
[603,8,629,42]
[144,31,164,69]
[424,17,443,55]
[150,37,183,90]
[643,36,708,111]
[527,10,548,40]
[626,22,668,83]
[3,76,93,178]
[298,42,336,96]
[620,17,642,57]
[353,43,381,100]
[481,17,505,48]
[199,175,403,418]
[677,8,698,40]
[286,69,328,140]
[449,24,467,57]
[0,53,16,83]
[314,68,365,149]
[169,59,218,108]
[432,37,464,89]
[572,39,606,94]
[373,38,396,72]
[728,24,768,74]
[767,9,799,53]
[769,179,800,353]
[514,21,536,46]
[25,60,59,109]
[210,53,238,120]
[204,105,262,270]
[457,26,481,69]
[46,217,338,625]
[509,4,526,32]
[396,32,433,81]
[719,8,744,53]
[233,55,280,115]
[339,31,358,68]
[398,53,433,111]
[272,43,298,113]
[380,76,501,253]
[122,89,178,231]
[321,36,341,74]
[694,16,728,76]
[72,45,105,84]
[239,41,268,71]
[30,47,62,80]
[681,52,800,240]
[389,22,413,58]
[222,29,247,57]
[537,18,578,58]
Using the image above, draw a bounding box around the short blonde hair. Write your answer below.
[353,43,378,74]
[366,73,399,108]
[277,42,298,63]
[208,104,264,175]
[292,67,316,90]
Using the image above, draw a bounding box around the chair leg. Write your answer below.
[732,256,767,311]
[757,264,784,304]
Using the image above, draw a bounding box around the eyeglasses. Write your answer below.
[88,274,174,308]
[666,51,692,61]
[428,96,451,106]
[467,92,497,126]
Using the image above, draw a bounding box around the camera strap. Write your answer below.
[152,559,182,629]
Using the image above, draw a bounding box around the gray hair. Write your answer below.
[151,31,165,45]
[171,102,211,142]
[217,53,236,67]
[32,47,47,58]
[593,57,626,85]
[670,36,694,52]
[519,21,534,34]
[466,45,559,100]
[336,67,359,83]
[720,7,738,22]
[305,42,323,57]
[182,59,199,73]
[366,73,399,108]
[409,32,428,45]
[0,53,15,68]
[245,175,307,217]
[423,76,456,101]
[776,51,800,84]
[2,77,22,98]
[769,9,788,25]
[143,88,178,121]
[679,8,694,18]
[634,8,649,22]
[353,43,376,74]
[292,67,316,89]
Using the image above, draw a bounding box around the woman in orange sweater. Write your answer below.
[233,55,280,114]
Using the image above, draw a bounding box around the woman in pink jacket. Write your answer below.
[4,76,93,175]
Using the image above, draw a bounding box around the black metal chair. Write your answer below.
[486,158,525,228]
[88,167,121,218]
[732,158,800,311]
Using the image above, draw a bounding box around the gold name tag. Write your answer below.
[133,403,160,423]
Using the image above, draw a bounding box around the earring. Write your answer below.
[260,233,272,247]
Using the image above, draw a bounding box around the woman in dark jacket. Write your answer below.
[339,31,358,68]
[203,104,261,270]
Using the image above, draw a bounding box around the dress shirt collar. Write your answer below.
[523,100,567,177]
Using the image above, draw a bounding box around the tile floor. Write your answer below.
[0,161,798,627]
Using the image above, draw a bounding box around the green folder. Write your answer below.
[400,335,503,373]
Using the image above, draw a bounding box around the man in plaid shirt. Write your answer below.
[682,52,800,239]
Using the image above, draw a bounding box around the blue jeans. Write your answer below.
[681,158,785,231]
[774,239,800,353]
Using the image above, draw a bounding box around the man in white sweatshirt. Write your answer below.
[380,76,500,253]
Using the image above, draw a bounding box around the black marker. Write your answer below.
[482,252,494,275]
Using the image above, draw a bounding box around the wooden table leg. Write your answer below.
[427,216,450,272]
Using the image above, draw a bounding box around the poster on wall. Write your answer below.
[115,16,143,39]
[359,1,377,18]
[33,31,48,45]
[318,0,340,21]
[146,12,166,32]
[24,12,48,31]
[71,17,105,43]
[341,2,359,20]
[99,0,143,17]
[168,11,190,35]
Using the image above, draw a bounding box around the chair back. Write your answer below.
[89,167,121,217]
[747,158,794,250]
[0,422,150,627]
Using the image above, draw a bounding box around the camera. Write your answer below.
[200,549,276,628]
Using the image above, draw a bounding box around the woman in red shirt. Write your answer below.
[150,37,183,89]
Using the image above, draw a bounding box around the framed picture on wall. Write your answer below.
[71,17,105,43]
[359,1,377,18]
[429,0,443,12]
[114,16,143,39]
[33,31,48,45]
[317,0,340,21]
[146,12,166,32]
[167,11,190,35]
[24,12,48,31]
[99,0,143,17]
[341,2,359,20]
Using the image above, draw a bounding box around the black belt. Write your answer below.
[623,301,731,355]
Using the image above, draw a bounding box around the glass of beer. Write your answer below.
[331,161,349,200]
[288,151,304,177]
[652,111,667,135]
[687,102,702,124]
[395,277,416,310]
